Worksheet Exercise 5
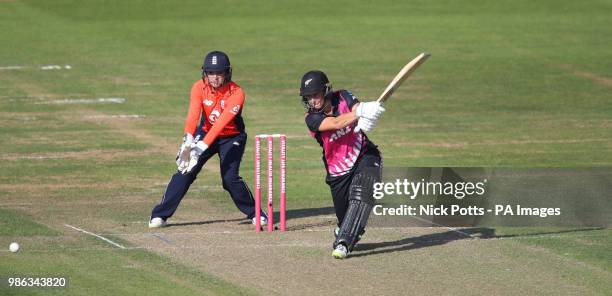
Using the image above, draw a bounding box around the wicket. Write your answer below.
[254,134,286,232]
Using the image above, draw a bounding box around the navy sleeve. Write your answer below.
[305,112,326,132]
[339,90,360,110]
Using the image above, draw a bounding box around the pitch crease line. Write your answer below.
[64,224,126,249]
[407,216,476,238]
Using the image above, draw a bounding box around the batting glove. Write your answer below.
[354,117,378,133]
[356,101,385,120]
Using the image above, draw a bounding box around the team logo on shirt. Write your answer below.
[208,109,220,124]
[329,125,353,142]
[203,99,213,106]
[230,105,240,115]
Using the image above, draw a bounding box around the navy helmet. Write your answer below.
[202,50,232,81]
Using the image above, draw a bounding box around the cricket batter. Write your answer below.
[149,51,266,228]
[300,70,385,259]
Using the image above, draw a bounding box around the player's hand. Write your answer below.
[176,133,195,171]
[182,141,208,174]
[354,117,378,133]
[356,101,385,120]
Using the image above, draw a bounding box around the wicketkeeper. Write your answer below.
[149,51,266,228]
[300,70,385,259]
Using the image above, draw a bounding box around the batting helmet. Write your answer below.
[202,50,232,81]
[300,70,331,97]
[300,70,333,111]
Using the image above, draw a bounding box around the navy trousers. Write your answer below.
[151,132,259,220]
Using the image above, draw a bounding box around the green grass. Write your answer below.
[0,209,59,237]
[1,248,255,296]
[0,210,252,296]
[495,227,612,272]
[1,0,611,294]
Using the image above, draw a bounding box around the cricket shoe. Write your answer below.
[252,215,268,226]
[148,217,167,228]
[332,244,349,259]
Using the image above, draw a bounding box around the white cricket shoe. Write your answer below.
[332,244,348,259]
[148,217,167,228]
[252,216,268,226]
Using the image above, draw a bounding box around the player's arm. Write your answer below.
[339,90,385,133]
[177,83,203,173]
[317,108,358,132]
[183,83,204,137]
[201,88,245,146]
[305,103,359,133]
[316,90,382,132]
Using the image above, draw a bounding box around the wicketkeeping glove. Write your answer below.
[182,140,209,174]
[176,133,195,172]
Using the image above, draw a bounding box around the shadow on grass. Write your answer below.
[284,207,337,231]
[165,207,336,228]
[286,206,336,219]
[166,218,246,227]
[259,207,337,229]
[351,227,604,258]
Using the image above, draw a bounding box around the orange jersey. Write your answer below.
[183,78,245,146]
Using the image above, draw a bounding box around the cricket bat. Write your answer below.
[377,52,431,103]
